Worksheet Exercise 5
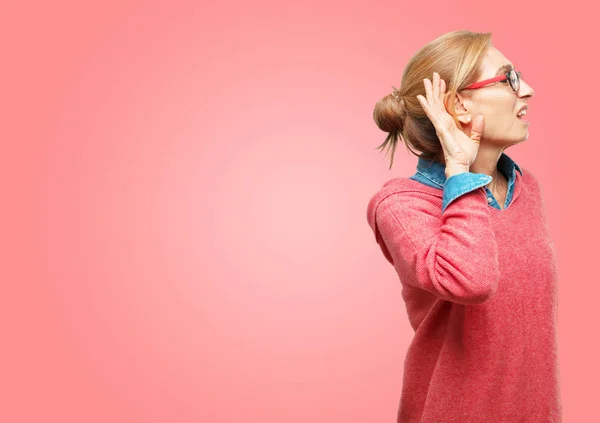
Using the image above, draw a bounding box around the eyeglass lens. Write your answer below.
[508,69,520,91]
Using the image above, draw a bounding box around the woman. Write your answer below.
[366,30,562,422]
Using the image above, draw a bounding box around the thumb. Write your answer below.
[469,114,485,143]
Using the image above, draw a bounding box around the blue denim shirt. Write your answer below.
[409,152,523,213]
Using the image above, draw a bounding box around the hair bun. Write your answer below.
[373,91,406,134]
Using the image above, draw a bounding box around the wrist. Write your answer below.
[445,164,470,179]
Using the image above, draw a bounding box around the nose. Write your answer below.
[518,78,535,98]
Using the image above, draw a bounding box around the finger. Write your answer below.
[416,95,429,115]
[417,95,433,123]
[417,94,440,129]
[440,78,449,111]
[423,78,433,104]
[470,114,485,143]
[432,72,439,102]
[440,78,446,102]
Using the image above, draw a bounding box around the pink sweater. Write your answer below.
[366,167,562,422]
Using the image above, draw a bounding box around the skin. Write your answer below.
[450,46,535,207]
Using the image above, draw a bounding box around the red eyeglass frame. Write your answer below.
[461,69,521,91]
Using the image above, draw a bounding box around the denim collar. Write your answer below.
[415,152,523,188]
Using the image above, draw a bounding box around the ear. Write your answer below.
[452,92,472,125]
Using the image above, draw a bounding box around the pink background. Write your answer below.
[3,1,598,422]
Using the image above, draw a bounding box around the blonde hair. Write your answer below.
[373,30,492,169]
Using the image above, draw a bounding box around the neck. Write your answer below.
[469,146,507,194]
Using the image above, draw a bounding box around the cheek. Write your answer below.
[490,102,517,124]
[473,96,516,127]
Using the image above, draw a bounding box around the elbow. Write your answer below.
[465,280,498,304]
[460,267,501,305]
[433,260,501,305]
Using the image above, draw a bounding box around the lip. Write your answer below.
[517,105,529,124]
[517,104,528,116]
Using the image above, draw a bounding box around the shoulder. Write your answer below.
[367,178,443,239]
[366,178,444,252]
[369,177,442,212]
[367,177,442,229]
[520,166,537,182]
[519,166,543,193]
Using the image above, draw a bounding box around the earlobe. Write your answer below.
[454,94,472,124]
[456,113,471,126]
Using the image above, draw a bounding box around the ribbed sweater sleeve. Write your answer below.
[375,186,501,304]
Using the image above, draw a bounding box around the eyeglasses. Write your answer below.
[461,68,522,92]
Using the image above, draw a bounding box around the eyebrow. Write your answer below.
[495,64,514,76]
